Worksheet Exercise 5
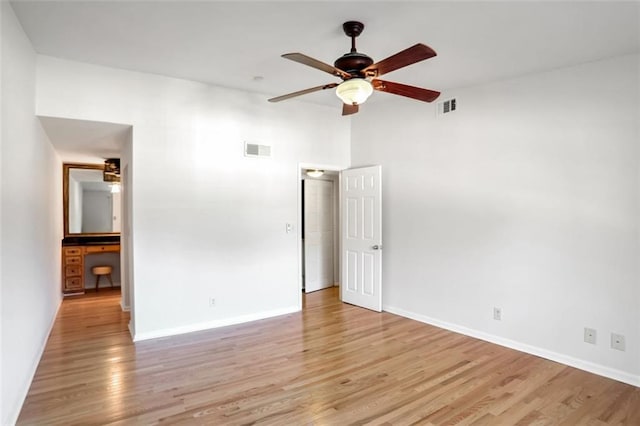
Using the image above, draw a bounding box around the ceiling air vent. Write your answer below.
[436,98,457,117]
[244,142,271,158]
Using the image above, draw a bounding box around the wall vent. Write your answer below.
[244,142,271,158]
[437,98,457,116]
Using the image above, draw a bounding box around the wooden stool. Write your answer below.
[92,266,114,291]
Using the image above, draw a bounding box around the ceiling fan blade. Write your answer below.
[282,53,351,79]
[342,103,359,116]
[363,44,436,78]
[268,83,338,103]
[372,79,441,103]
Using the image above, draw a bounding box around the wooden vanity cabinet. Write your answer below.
[62,246,84,292]
[61,244,120,294]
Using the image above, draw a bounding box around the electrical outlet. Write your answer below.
[493,307,502,321]
[584,327,597,344]
[611,333,626,351]
[209,297,216,307]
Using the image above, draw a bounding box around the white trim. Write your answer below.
[9,295,63,425]
[383,304,640,388]
[297,166,303,309]
[120,299,130,312]
[132,306,300,342]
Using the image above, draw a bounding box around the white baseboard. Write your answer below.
[383,304,640,388]
[133,306,300,342]
[8,294,63,425]
[120,299,130,312]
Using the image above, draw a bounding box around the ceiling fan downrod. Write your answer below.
[335,21,373,76]
[343,21,364,53]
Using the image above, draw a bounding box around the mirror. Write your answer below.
[63,163,121,237]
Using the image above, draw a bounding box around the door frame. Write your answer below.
[297,163,344,310]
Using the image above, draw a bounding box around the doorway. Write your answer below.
[302,176,336,293]
[297,164,384,312]
[38,116,133,318]
[299,166,340,297]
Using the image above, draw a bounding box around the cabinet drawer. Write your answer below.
[65,277,83,290]
[64,247,82,256]
[65,256,82,265]
[85,245,119,254]
[65,265,81,276]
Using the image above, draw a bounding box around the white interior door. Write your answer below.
[304,179,335,293]
[340,165,382,312]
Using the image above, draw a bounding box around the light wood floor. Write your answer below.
[18,287,640,425]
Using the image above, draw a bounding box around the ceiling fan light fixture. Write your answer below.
[270,22,439,115]
[335,78,373,105]
[306,169,324,178]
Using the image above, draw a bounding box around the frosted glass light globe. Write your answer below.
[335,78,373,105]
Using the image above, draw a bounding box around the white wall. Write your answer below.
[36,56,351,340]
[351,54,640,385]
[1,4,63,424]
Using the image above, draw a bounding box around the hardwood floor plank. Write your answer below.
[17,287,640,425]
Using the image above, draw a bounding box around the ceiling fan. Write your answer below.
[268,21,440,116]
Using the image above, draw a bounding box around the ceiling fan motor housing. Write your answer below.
[334,53,373,77]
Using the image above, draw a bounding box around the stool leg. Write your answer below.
[107,273,114,288]
[95,274,101,291]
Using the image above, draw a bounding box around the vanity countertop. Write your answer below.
[62,236,120,246]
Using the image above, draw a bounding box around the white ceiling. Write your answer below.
[38,116,130,163]
[12,1,640,160]
[12,1,640,109]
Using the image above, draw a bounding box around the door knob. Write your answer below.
[372,245,382,250]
